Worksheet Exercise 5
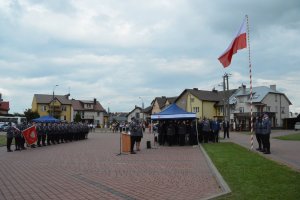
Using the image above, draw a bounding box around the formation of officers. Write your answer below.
[254,114,272,154]
[6,122,89,152]
[156,118,227,146]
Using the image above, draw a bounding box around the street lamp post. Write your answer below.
[139,97,144,121]
[52,85,59,117]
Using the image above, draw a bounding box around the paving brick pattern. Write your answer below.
[0,131,222,200]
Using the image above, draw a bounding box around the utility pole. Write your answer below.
[52,85,59,117]
[223,73,231,122]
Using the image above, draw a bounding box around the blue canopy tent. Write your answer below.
[150,104,199,146]
[151,103,196,120]
[32,115,60,123]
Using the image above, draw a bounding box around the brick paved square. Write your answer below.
[0,131,223,200]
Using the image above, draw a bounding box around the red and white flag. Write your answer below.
[218,18,247,68]
[22,126,37,145]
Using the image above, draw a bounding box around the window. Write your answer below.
[281,107,285,114]
[239,97,244,103]
[61,106,67,111]
[193,107,199,113]
[135,113,140,119]
[239,107,244,113]
[266,106,271,112]
[41,105,47,112]
[97,112,100,117]
[219,107,224,113]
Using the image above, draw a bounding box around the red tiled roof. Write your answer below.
[71,99,106,112]
[0,101,9,111]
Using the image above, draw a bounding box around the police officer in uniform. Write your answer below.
[255,116,263,151]
[36,123,42,147]
[129,117,139,154]
[41,123,47,146]
[262,114,271,154]
[6,122,14,152]
[178,121,186,146]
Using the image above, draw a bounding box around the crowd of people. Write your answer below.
[6,122,89,152]
[154,118,230,146]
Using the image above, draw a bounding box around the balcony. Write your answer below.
[81,115,95,119]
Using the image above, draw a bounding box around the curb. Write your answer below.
[198,144,232,200]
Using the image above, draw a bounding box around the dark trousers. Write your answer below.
[213,130,219,143]
[167,135,173,146]
[198,132,203,143]
[255,134,263,149]
[7,137,13,151]
[262,134,270,152]
[179,134,185,146]
[47,134,51,145]
[224,129,229,138]
[42,134,46,145]
[21,137,26,149]
[203,131,209,143]
[15,136,22,150]
[189,134,197,145]
[130,136,136,152]
[37,135,42,146]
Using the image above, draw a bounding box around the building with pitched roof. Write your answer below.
[71,98,106,127]
[175,88,230,120]
[151,96,177,114]
[32,94,72,121]
[127,106,143,122]
[230,84,291,129]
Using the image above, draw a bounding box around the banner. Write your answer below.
[22,126,37,145]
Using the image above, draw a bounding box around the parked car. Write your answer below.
[0,124,9,131]
[295,122,300,131]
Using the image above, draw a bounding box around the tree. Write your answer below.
[24,109,40,122]
[74,112,82,123]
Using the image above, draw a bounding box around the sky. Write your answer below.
[0,0,300,114]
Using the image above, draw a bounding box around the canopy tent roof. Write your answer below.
[32,115,60,123]
[151,104,196,120]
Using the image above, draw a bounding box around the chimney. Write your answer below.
[270,85,276,91]
[242,84,246,94]
[94,98,96,104]
[65,93,70,99]
[193,88,198,90]
[212,87,218,93]
[0,93,2,101]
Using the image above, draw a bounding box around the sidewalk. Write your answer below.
[223,130,300,171]
[0,131,224,200]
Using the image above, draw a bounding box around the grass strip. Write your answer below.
[0,135,7,147]
[273,133,300,141]
[203,142,300,200]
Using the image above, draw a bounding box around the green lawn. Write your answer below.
[0,135,7,146]
[274,133,300,141]
[203,143,300,200]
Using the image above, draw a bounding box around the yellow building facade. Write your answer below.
[32,94,72,122]
[176,89,223,120]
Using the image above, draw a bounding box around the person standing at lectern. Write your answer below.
[129,117,139,154]
[135,121,143,151]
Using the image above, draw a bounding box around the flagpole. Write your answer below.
[246,15,254,150]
